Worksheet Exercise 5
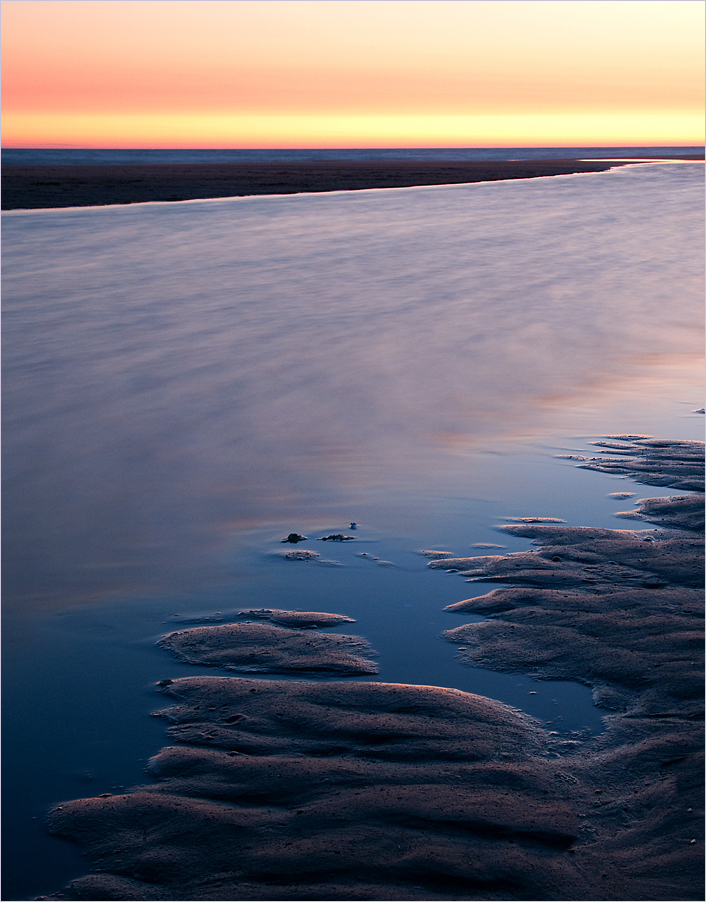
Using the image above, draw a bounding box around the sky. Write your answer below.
[1,0,704,149]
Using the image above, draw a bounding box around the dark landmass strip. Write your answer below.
[3,156,702,210]
[42,438,704,900]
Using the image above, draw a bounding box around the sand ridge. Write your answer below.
[157,616,378,676]
[42,437,704,900]
[44,678,581,901]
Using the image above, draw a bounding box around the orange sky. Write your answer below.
[2,0,704,148]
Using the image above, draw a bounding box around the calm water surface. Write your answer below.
[2,162,704,899]
[4,144,701,165]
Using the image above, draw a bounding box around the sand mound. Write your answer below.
[45,678,581,901]
[616,494,705,531]
[442,540,703,716]
[430,438,705,899]
[237,608,355,628]
[430,524,703,589]
[580,437,704,493]
[157,620,377,675]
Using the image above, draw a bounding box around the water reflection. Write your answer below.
[3,164,703,610]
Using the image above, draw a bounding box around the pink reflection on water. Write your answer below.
[2,163,703,610]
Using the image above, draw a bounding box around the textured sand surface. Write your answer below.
[42,438,704,900]
[158,619,377,676]
[44,679,581,901]
[579,437,705,494]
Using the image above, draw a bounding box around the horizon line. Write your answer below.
[5,143,705,151]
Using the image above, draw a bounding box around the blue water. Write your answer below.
[2,162,704,900]
[2,145,702,166]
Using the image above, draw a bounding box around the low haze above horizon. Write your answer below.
[1,0,704,149]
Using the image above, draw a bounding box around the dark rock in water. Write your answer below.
[157,621,377,675]
[282,533,307,543]
[319,533,355,541]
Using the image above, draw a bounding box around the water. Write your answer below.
[3,145,702,166]
[2,162,704,900]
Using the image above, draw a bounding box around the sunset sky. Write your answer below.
[2,0,704,149]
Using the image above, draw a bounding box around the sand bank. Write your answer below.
[4,157,701,210]
[157,615,378,675]
[45,678,579,901]
[42,437,704,900]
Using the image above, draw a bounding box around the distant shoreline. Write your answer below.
[3,155,702,210]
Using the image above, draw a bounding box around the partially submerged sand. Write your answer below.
[42,438,704,900]
[157,616,378,676]
[4,157,702,210]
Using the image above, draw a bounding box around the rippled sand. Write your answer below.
[41,438,704,900]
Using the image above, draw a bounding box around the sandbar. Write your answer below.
[157,617,378,675]
[3,156,702,210]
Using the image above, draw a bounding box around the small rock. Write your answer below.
[282,533,307,544]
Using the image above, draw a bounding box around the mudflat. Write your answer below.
[41,437,704,900]
[4,156,702,210]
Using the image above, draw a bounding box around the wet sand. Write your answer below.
[3,156,702,210]
[41,437,704,900]
[157,615,378,676]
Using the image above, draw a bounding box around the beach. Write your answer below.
[41,438,705,900]
[2,155,702,209]
[4,161,704,900]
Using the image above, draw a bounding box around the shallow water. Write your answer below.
[4,163,703,611]
[2,162,704,900]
